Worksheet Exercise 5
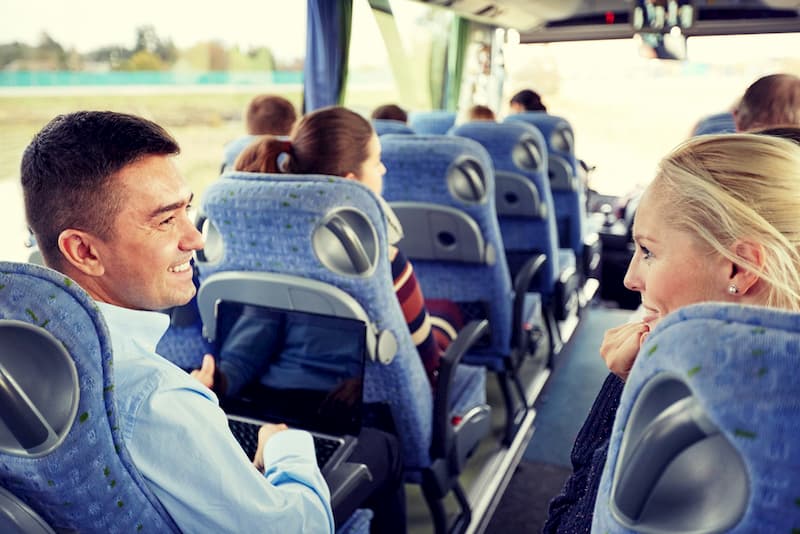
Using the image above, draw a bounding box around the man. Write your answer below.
[734,73,800,131]
[245,94,298,136]
[21,111,334,533]
[370,103,408,123]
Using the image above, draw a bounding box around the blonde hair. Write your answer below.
[651,133,800,310]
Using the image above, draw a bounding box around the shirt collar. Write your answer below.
[96,302,171,355]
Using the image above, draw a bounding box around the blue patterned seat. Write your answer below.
[594,302,800,533]
[450,121,582,330]
[220,134,259,173]
[0,261,180,533]
[195,172,492,533]
[409,110,457,134]
[372,119,415,136]
[504,112,597,284]
[380,133,545,443]
[692,111,737,136]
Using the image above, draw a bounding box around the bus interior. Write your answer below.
[1,0,799,532]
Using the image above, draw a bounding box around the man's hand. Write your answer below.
[190,354,216,389]
[253,423,289,471]
[600,322,651,381]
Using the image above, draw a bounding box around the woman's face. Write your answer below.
[352,133,386,196]
[623,186,731,329]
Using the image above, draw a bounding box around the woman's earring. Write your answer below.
[728,284,739,295]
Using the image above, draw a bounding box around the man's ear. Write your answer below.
[57,229,105,277]
[729,239,765,295]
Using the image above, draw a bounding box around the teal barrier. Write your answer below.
[0,71,303,87]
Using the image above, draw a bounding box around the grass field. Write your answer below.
[0,91,304,195]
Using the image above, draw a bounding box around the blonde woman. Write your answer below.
[545,133,800,532]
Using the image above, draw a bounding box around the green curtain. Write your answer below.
[444,16,470,111]
[337,0,353,105]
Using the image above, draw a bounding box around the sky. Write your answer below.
[0,0,309,60]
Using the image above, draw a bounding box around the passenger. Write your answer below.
[230,105,461,387]
[509,88,547,113]
[734,73,800,132]
[20,111,334,533]
[245,93,298,135]
[197,105,434,534]
[544,133,800,532]
[371,103,408,123]
[467,104,496,121]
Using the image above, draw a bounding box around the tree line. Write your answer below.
[1,25,285,72]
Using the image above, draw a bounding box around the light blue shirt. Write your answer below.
[97,302,335,533]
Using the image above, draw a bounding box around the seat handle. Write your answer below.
[0,364,50,450]
[325,216,371,274]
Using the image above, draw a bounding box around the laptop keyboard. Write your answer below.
[228,418,342,468]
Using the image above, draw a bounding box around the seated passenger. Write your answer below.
[509,88,547,113]
[231,105,461,387]
[245,93,298,135]
[467,104,496,122]
[20,111,334,532]
[371,103,408,124]
[544,133,800,532]
[733,73,800,132]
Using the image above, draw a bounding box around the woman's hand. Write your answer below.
[600,322,651,381]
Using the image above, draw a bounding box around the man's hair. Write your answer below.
[245,94,298,135]
[468,104,495,121]
[21,111,180,268]
[371,104,407,123]
[735,74,800,131]
[510,89,547,112]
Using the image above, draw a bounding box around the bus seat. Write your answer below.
[450,121,583,331]
[336,508,373,534]
[380,133,546,443]
[504,112,595,282]
[0,261,180,533]
[220,134,259,173]
[692,111,736,136]
[195,173,492,533]
[372,119,414,136]
[594,302,800,533]
[408,110,457,135]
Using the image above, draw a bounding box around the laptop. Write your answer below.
[214,300,366,476]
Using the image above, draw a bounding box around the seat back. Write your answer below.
[0,261,179,533]
[594,302,800,533]
[195,173,465,471]
[408,111,457,135]
[692,111,737,136]
[505,112,587,262]
[379,134,513,359]
[372,119,415,136]
[220,134,260,173]
[450,120,561,295]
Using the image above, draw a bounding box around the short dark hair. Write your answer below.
[371,104,407,123]
[736,74,800,131]
[245,94,298,135]
[21,111,179,268]
[510,89,547,112]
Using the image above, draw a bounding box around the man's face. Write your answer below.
[91,155,204,311]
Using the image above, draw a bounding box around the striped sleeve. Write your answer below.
[390,247,443,386]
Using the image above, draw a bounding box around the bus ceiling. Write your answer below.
[407,0,800,42]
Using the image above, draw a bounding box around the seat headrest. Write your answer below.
[594,302,800,533]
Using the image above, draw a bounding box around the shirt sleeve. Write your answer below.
[126,380,335,533]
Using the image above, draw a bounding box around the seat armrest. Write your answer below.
[327,462,373,527]
[430,319,490,459]
[511,254,547,363]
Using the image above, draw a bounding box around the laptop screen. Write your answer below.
[214,301,366,436]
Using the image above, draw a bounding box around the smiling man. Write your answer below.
[20,111,334,533]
